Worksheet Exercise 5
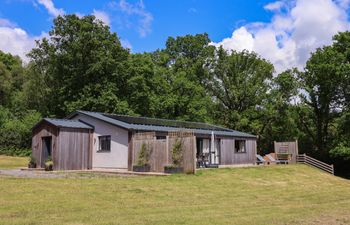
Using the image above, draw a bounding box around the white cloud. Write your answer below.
[118,0,153,37]
[92,9,111,26]
[37,0,65,17]
[211,27,254,52]
[264,1,285,11]
[120,39,132,50]
[0,27,36,62]
[0,17,46,62]
[212,0,350,73]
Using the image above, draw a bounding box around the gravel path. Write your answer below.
[0,169,139,179]
[0,169,69,178]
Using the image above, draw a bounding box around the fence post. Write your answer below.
[331,164,334,175]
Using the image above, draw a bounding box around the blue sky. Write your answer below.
[0,0,272,52]
[1,0,350,72]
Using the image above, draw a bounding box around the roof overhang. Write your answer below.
[67,110,257,139]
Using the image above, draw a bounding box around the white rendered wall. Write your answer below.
[72,114,129,169]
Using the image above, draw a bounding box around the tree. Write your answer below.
[28,14,129,117]
[122,34,215,122]
[206,47,274,134]
[258,69,302,154]
[0,51,25,111]
[298,45,346,158]
[0,62,12,106]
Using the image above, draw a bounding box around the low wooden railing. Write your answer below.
[297,154,334,175]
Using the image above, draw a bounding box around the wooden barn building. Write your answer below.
[32,110,257,172]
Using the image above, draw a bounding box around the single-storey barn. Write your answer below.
[32,110,257,171]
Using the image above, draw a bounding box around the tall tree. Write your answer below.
[0,51,24,109]
[28,14,130,117]
[258,69,301,154]
[298,45,346,158]
[206,47,274,133]
[150,34,215,122]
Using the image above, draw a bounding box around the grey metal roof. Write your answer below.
[104,114,232,132]
[42,118,93,129]
[68,110,257,138]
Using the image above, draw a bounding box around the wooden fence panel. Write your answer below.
[274,140,298,163]
[297,154,334,175]
[149,140,168,172]
[132,132,196,173]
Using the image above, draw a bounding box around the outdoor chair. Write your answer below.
[266,154,288,164]
[275,153,290,164]
[256,154,267,165]
[202,153,210,167]
[197,153,210,168]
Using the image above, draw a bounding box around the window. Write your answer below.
[98,135,111,152]
[156,136,166,140]
[235,140,246,153]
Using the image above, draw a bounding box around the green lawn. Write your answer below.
[0,155,28,169]
[0,156,350,225]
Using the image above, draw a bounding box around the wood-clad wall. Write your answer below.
[32,122,92,170]
[32,123,58,167]
[56,128,92,170]
[220,138,257,165]
[220,139,234,165]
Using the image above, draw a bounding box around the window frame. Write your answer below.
[234,140,246,153]
[156,136,166,140]
[98,135,111,152]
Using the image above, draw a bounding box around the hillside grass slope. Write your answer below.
[0,156,349,225]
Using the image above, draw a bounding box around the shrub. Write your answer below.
[28,155,37,168]
[136,143,153,166]
[29,155,36,164]
[330,143,350,160]
[0,108,41,156]
[171,138,184,167]
[0,146,31,157]
[44,156,53,171]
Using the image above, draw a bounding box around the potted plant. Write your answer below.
[164,138,184,174]
[28,155,37,168]
[44,156,53,171]
[133,143,152,172]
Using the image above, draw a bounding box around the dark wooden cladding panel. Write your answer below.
[31,122,58,168]
[220,139,234,165]
[233,139,256,164]
[220,138,257,165]
[57,128,91,170]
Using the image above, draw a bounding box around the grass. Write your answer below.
[0,155,28,169]
[0,156,350,225]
